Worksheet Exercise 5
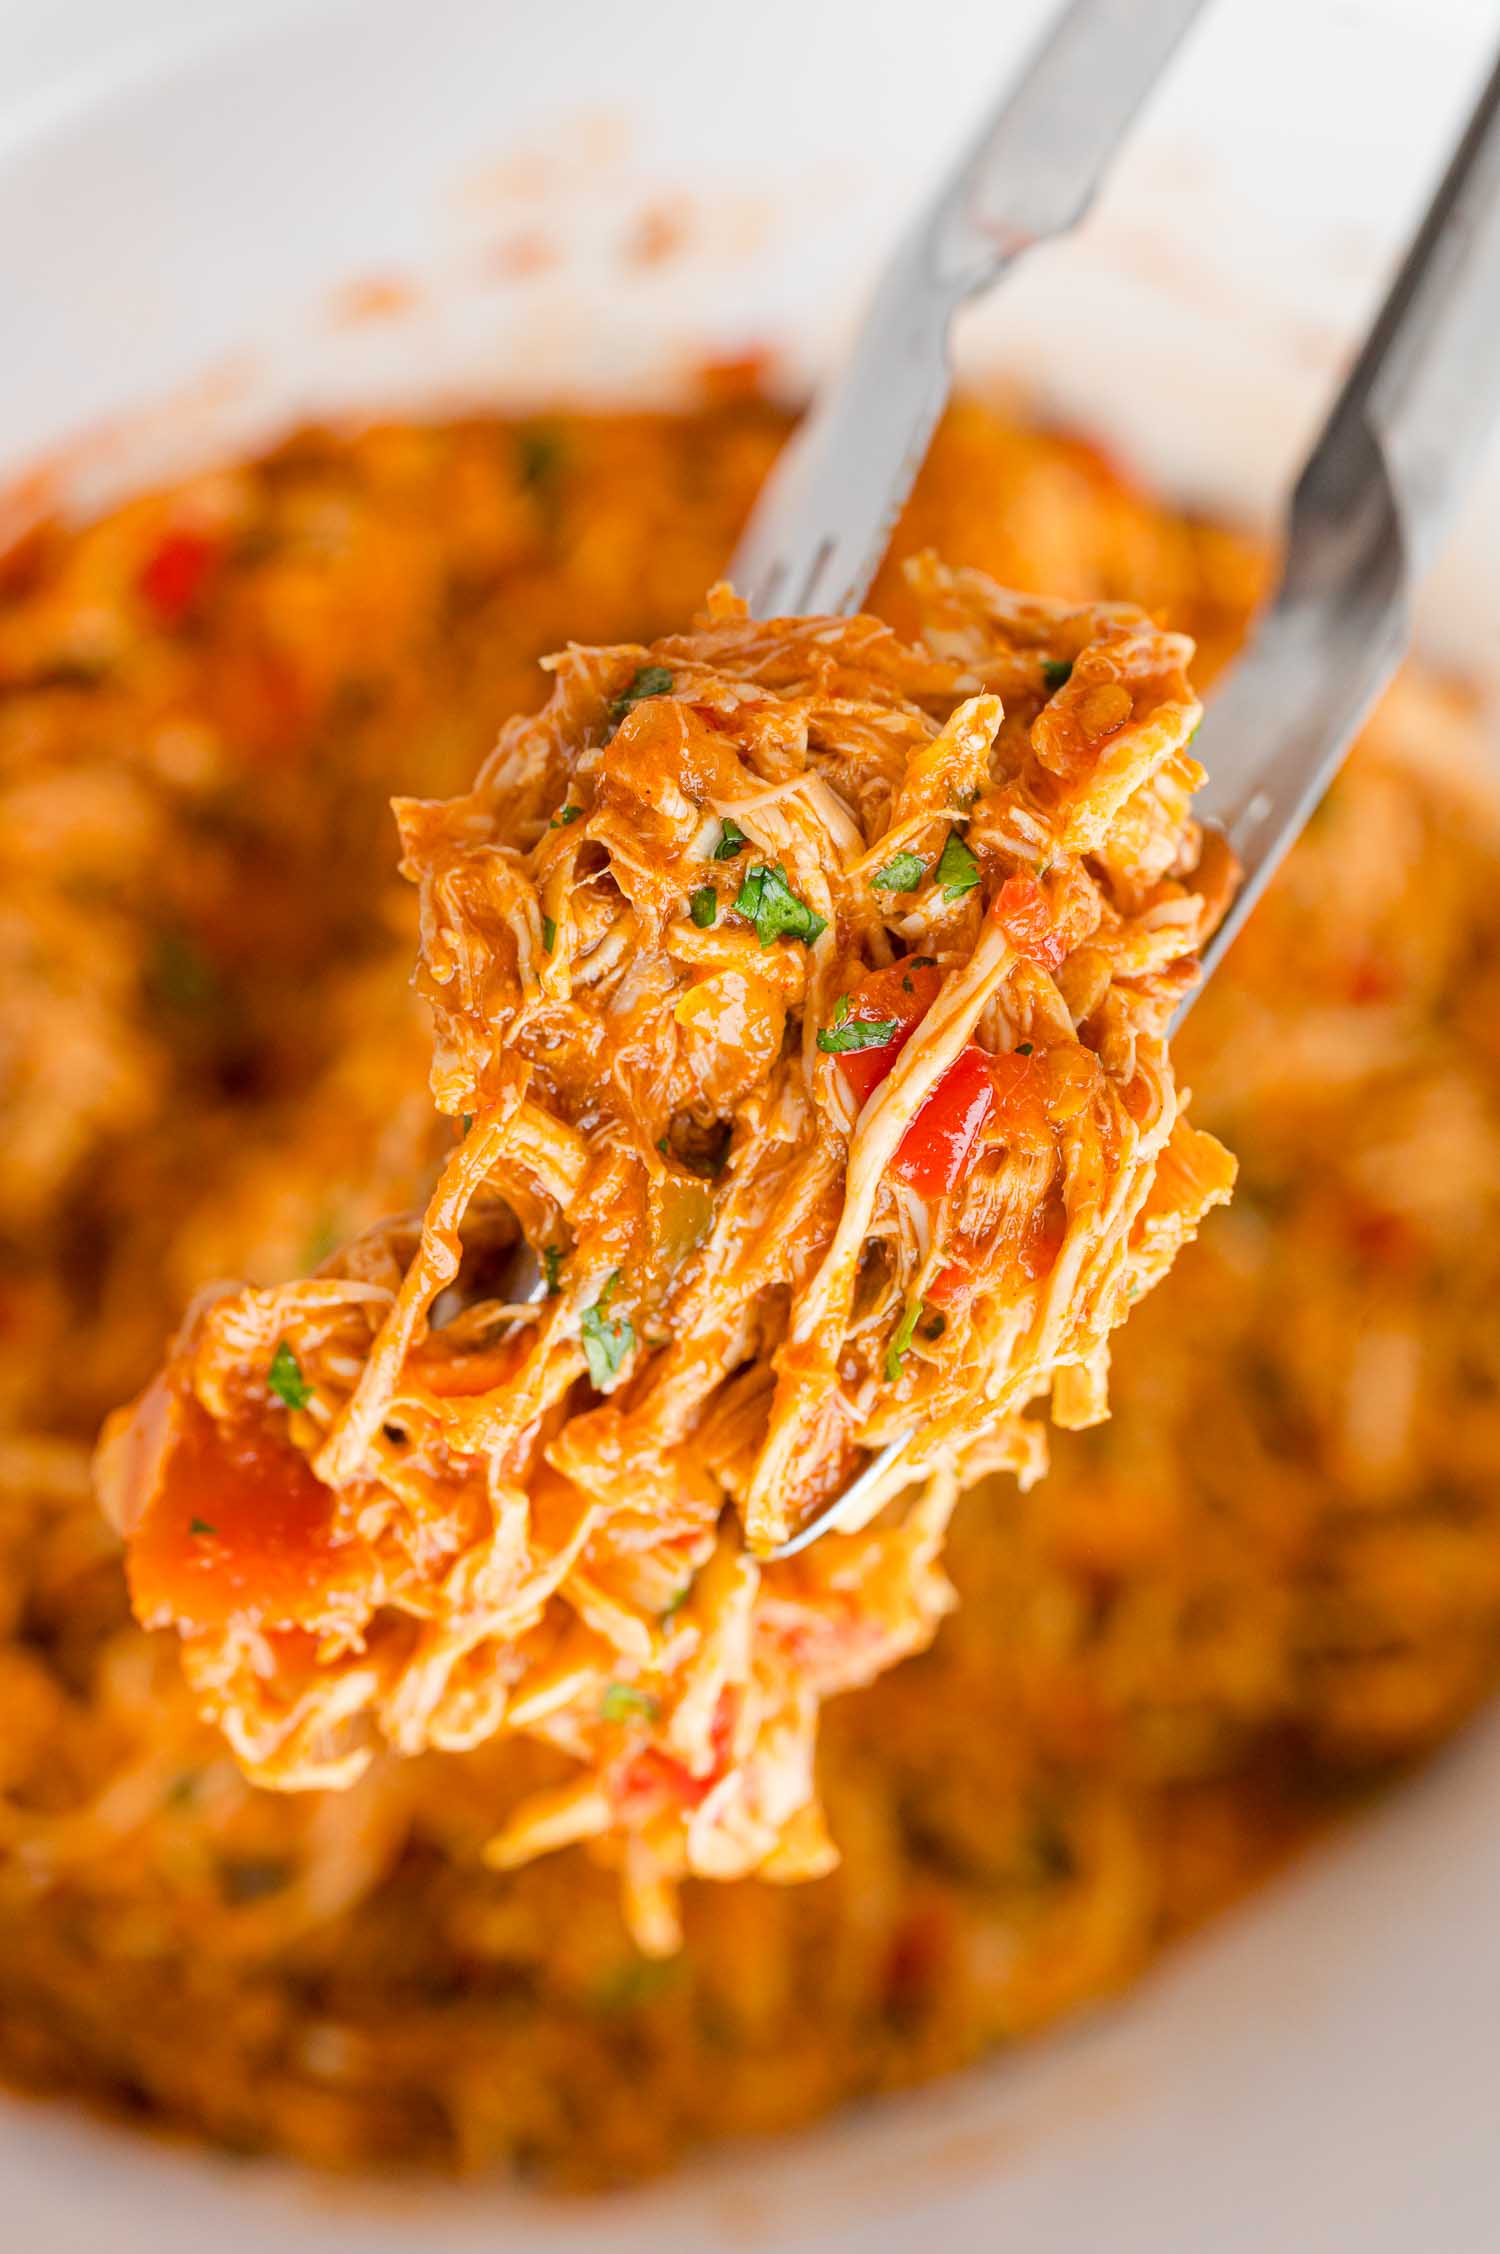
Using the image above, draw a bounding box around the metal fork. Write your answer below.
[730,12,1500,1560]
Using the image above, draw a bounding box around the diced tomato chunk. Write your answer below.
[128,1396,371,1635]
[987,1045,1044,1121]
[926,1260,966,1309]
[991,872,1067,970]
[138,528,221,627]
[833,960,944,1105]
[615,1745,712,1819]
[612,1689,734,1819]
[890,1045,995,1198]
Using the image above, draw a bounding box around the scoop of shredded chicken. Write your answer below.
[96,557,1235,1951]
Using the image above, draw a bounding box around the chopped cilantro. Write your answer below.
[935,830,980,901]
[714,816,749,861]
[149,929,219,1014]
[551,803,583,828]
[662,1581,693,1623]
[689,884,718,928]
[301,1214,341,1269]
[910,955,937,969]
[871,850,925,892]
[817,995,898,1054]
[588,1956,680,2013]
[188,1517,216,1538]
[542,1244,563,1296]
[1015,1042,1033,1057]
[600,1682,659,1723]
[460,1112,473,1136]
[268,1340,311,1412]
[884,1298,927,1383]
[517,424,566,490]
[609,664,674,726]
[581,1273,635,1390]
[541,914,557,951]
[733,862,827,948]
[1042,657,1073,692]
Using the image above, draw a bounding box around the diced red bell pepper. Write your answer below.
[889,1044,995,1198]
[990,872,1067,970]
[832,960,945,1105]
[138,527,222,627]
[926,1259,966,1308]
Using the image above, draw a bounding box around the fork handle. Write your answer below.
[1189,38,1500,998]
[1349,44,1500,585]
[729,0,1208,619]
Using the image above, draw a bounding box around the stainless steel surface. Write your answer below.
[727,0,1208,618]
[1187,40,1500,996]
[761,35,1500,1562]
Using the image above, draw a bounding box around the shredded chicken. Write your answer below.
[97,557,1233,1950]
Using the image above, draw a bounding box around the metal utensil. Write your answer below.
[749,28,1500,1561]
[730,0,1210,620]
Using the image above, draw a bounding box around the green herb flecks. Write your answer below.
[188,1517,217,1539]
[268,1340,311,1413]
[884,1298,927,1384]
[600,1682,660,1723]
[148,929,220,1015]
[935,830,980,903]
[609,664,674,728]
[871,850,926,893]
[817,995,899,1055]
[301,1214,341,1270]
[542,1245,563,1297]
[551,803,583,829]
[587,1955,681,2013]
[714,816,749,860]
[517,423,566,491]
[689,885,718,928]
[1042,657,1073,692]
[733,862,827,949]
[541,914,557,952]
[581,1273,635,1391]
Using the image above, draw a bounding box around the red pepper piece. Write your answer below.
[832,960,945,1105]
[889,1044,995,1198]
[138,527,221,627]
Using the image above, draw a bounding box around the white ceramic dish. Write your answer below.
[5,2,1500,2247]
